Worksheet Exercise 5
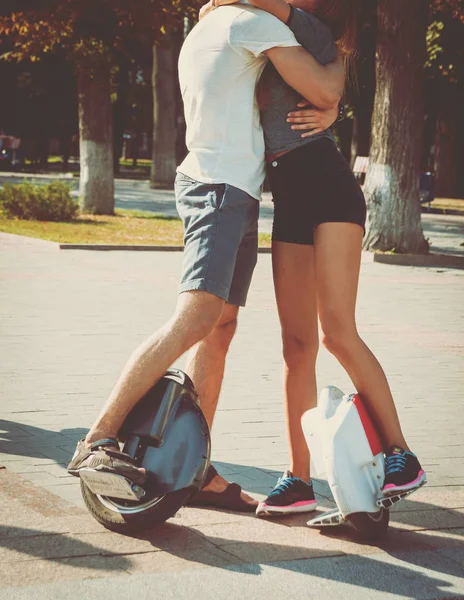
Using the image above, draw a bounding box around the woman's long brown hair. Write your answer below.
[257,0,358,110]
[314,0,358,81]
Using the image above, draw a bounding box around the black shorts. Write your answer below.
[267,137,366,245]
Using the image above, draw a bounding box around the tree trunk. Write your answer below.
[77,62,114,214]
[421,79,438,173]
[457,81,464,198]
[350,110,373,166]
[38,135,49,170]
[334,117,353,163]
[363,0,428,253]
[61,134,70,171]
[434,79,458,198]
[151,37,177,186]
[347,0,377,166]
[350,48,376,165]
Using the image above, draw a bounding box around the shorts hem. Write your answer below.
[226,293,248,308]
[179,278,229,302]
[273,219,366,246]
[314,219,366,236]
[272,237,314,246]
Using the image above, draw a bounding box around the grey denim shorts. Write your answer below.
[175,172,259,307]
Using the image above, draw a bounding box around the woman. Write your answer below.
[203,0,426,517]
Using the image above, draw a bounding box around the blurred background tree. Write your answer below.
[0,0,187,213]
[426,0,464,198]
[1,0,463,251]
[362,0,429,253]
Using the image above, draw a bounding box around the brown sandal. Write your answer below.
[187,465,258,512]
[67,438,146,485]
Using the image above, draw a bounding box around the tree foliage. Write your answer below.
[0,0,197,66]
[427,0,464,83]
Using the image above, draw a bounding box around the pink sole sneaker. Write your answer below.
[382,470,427,496]
[256,499,317,517]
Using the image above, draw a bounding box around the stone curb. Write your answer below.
[422,207,464,216]
[55,246,463,267]
[373,252,464,270]
[59,244,183,251]
[0,171,74,180]
[59,243,272,253]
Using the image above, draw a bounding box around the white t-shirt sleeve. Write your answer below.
[229,8,300,58]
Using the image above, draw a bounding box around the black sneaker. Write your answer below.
[256,470,317,517]
[382,446,427,496]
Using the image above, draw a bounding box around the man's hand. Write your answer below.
[287,101,339,138]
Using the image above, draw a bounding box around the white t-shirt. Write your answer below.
[177,5,300,200]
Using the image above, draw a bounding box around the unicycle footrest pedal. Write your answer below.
[80,468,146,501]
[308,508,344,527]
[376,482,425,510]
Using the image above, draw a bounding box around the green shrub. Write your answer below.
[0,181,79,222]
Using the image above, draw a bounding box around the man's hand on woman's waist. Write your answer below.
[287,101,339,138]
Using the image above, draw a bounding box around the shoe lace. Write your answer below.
[271,477,300,495]
[385,453,407,475]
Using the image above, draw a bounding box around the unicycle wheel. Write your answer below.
[81,480,195,534]
[348,508,390,540]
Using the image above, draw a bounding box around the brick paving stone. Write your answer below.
[123,547,242,574]
[0,555,130,588]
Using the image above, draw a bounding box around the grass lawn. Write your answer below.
[120,158,152,167]
[0,208,272,247]
[24,156,64,165]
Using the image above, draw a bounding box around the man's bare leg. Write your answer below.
[185,304,257,507]
[186,304,237,494]
[86,291,225,445]
[186,303,239,430]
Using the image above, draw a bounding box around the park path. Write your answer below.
[0,172,463,256]
[0,229,463,598]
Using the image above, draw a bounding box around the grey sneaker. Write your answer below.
[67,438,146,485]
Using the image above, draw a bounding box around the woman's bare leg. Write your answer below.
[314,222,408,450]
[272,241,319,482]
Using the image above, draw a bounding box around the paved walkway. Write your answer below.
[1,173,463,256]
[0,232,463,598]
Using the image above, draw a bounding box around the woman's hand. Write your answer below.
[287,101,339,138]
[199,0,215,20]
[199,0,240,20]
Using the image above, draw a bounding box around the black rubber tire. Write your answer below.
[348,509,390,540]
[81,480,195,534]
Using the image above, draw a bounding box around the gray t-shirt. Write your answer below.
[259,7,336,155]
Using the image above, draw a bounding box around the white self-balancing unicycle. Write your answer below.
[302,387,425,540]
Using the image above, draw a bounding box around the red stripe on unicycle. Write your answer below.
[353,394,383,456]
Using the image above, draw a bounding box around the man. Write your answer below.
[68,2,343,511]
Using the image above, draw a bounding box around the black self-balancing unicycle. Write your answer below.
[79,369,210,533]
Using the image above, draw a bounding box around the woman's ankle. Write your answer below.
[289,466,310,483]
